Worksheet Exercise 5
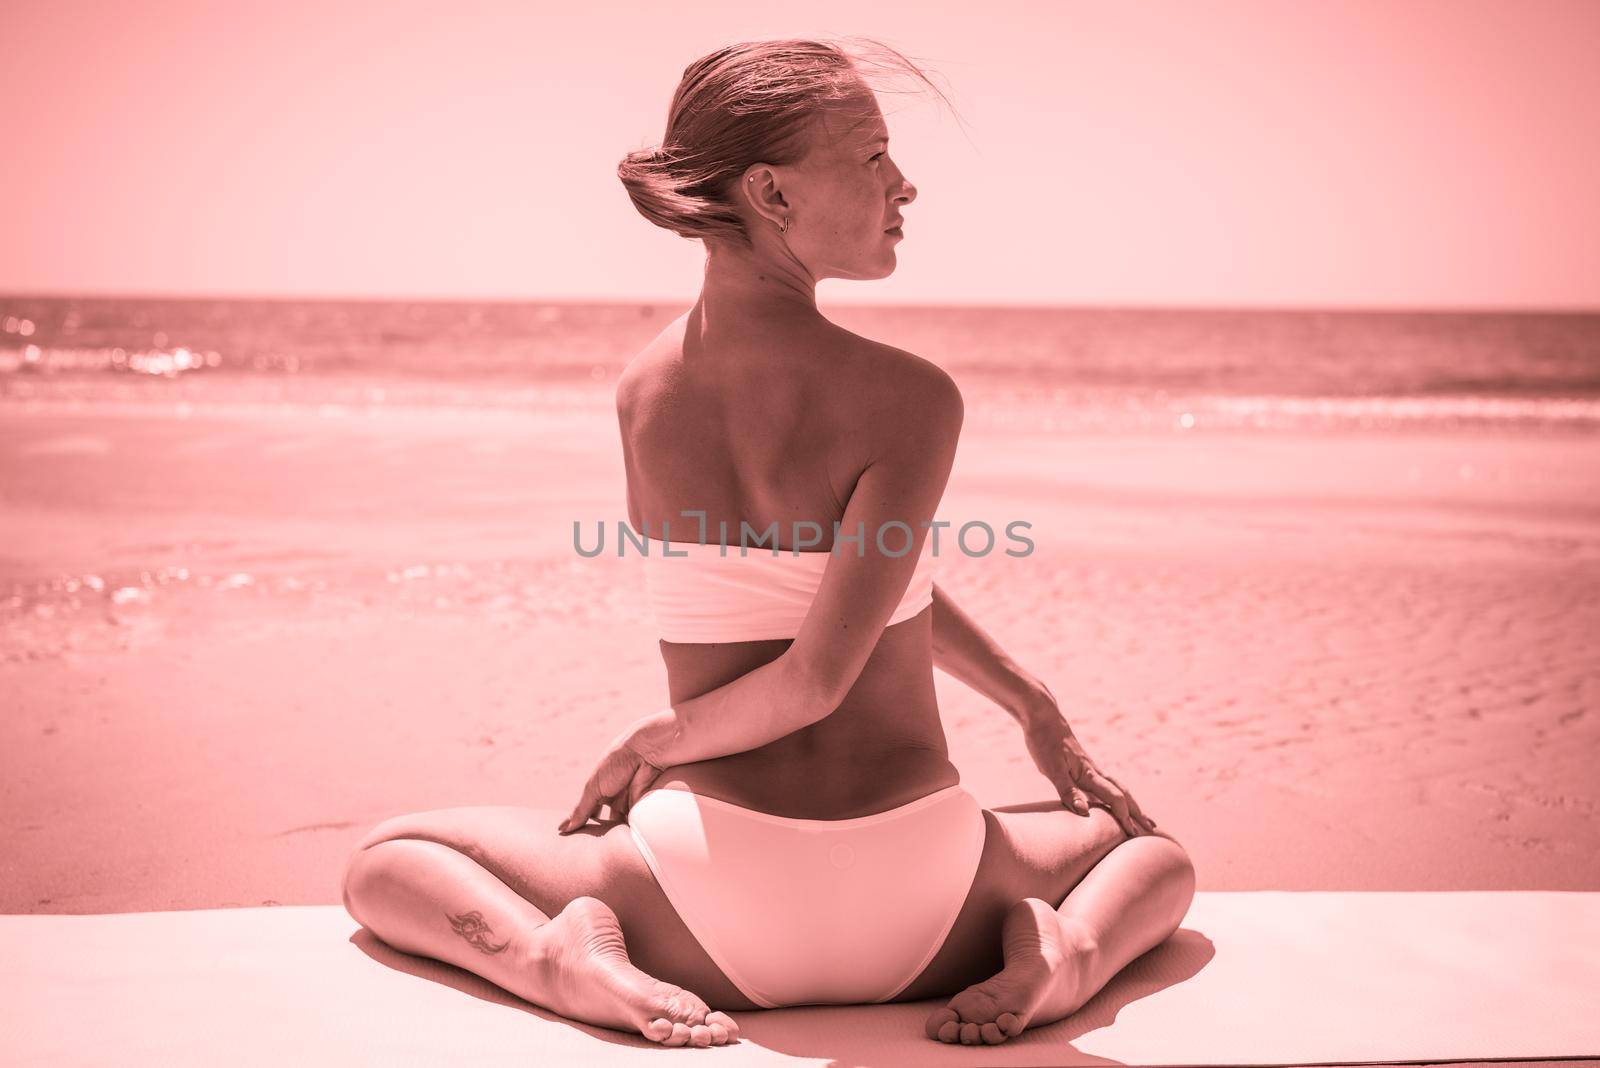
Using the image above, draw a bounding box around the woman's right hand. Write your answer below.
[1021,685,1157,838]
[558,725,664,834]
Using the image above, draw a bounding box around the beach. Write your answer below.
[3,372,1597,913]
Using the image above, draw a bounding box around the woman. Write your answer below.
[342,37,1196,1049]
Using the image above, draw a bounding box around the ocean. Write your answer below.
[2,296,1598,432]
[4,294,1599,662]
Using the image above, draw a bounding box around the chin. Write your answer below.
[830,263,896,282]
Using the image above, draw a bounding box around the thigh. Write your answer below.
[352,807,763,1011]
[894,800,1131,1002]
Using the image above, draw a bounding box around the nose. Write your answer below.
[886,157,916,206]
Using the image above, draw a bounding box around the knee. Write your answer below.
[341,833,438,926]
[342,817,419,919]
[340,844,372,921]
[342,832,391,915]
[1139,835,1197,921]
[1110,830,1195,890]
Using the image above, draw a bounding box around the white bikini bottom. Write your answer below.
[626,781,986,1008]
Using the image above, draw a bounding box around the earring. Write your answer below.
[780,217,791,234]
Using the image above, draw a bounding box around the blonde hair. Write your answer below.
[618,37,954,249]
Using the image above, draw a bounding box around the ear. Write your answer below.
[741,166,788,227]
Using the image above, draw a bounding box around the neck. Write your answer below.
[697,239,820,327]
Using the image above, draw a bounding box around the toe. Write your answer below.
[706,1010,740,1039]
[998,1011,1023,1037]
[980,1022,1006,1044]
[925,1007,958,1040]
[644,1018,673,1043]
[960,1021,980,1044]
[671,993,709,1025]
[707,1022,729,1044]
[688,1024,712,1048]
[664,1022,692,1047]
[937,1019,961,1043]
[949,986,1002,1025]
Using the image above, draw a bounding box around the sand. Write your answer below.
[2,380,1598,912]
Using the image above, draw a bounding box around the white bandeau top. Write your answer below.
[641,536,936,643]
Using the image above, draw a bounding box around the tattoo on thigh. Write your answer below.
[447,910,511,955]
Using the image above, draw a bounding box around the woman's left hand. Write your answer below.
[558,728,663,834]
[1020,683,1157,838]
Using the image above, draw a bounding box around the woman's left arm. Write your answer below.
[930,580,1157,836]
[929,580,1051,724]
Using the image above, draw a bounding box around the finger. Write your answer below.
[1083,768,1136,835]
[1122,789,1154,827]
[1066,785,1091,816]
[1102,777,1148,836]
[1111,788,1152,835]
[560,779,601,834]
[1109,797,1138,836]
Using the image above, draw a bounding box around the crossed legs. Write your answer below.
[341,800,1194,1048]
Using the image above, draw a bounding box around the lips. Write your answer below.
[884,219,903,232]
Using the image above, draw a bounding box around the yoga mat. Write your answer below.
[3,892,1597,1066]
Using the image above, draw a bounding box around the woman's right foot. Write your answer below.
[925,897,1097,1045]
[528,896,739,1047]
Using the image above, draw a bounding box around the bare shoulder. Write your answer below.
[820,325,964,440]
[614,353,649,420]
[613,323,687,424]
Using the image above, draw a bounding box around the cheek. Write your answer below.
[819,177,879,217]
[807,180,879,239]
[841,185,884,229]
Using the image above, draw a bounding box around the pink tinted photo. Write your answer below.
[3,2,1598,1064]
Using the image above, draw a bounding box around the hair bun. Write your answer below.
[621,37,946,248]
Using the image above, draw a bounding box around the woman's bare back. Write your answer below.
[616,305,960,818]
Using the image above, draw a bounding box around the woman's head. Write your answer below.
[618,37,951,282]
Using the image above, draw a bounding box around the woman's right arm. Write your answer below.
[626,356,965,770]
[623,654,835,769]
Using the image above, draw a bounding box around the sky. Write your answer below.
[2,0,1597,309]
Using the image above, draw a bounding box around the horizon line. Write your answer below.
[1,289,1597,317]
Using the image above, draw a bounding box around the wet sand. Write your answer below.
[2,381,1598,911]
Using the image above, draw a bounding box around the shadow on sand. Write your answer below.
[349,918,1215,1065]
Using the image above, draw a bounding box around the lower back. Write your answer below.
[654,608,960,818]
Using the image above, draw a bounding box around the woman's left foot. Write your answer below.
[925,897,1096,1045]
[528,896,739,1047]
